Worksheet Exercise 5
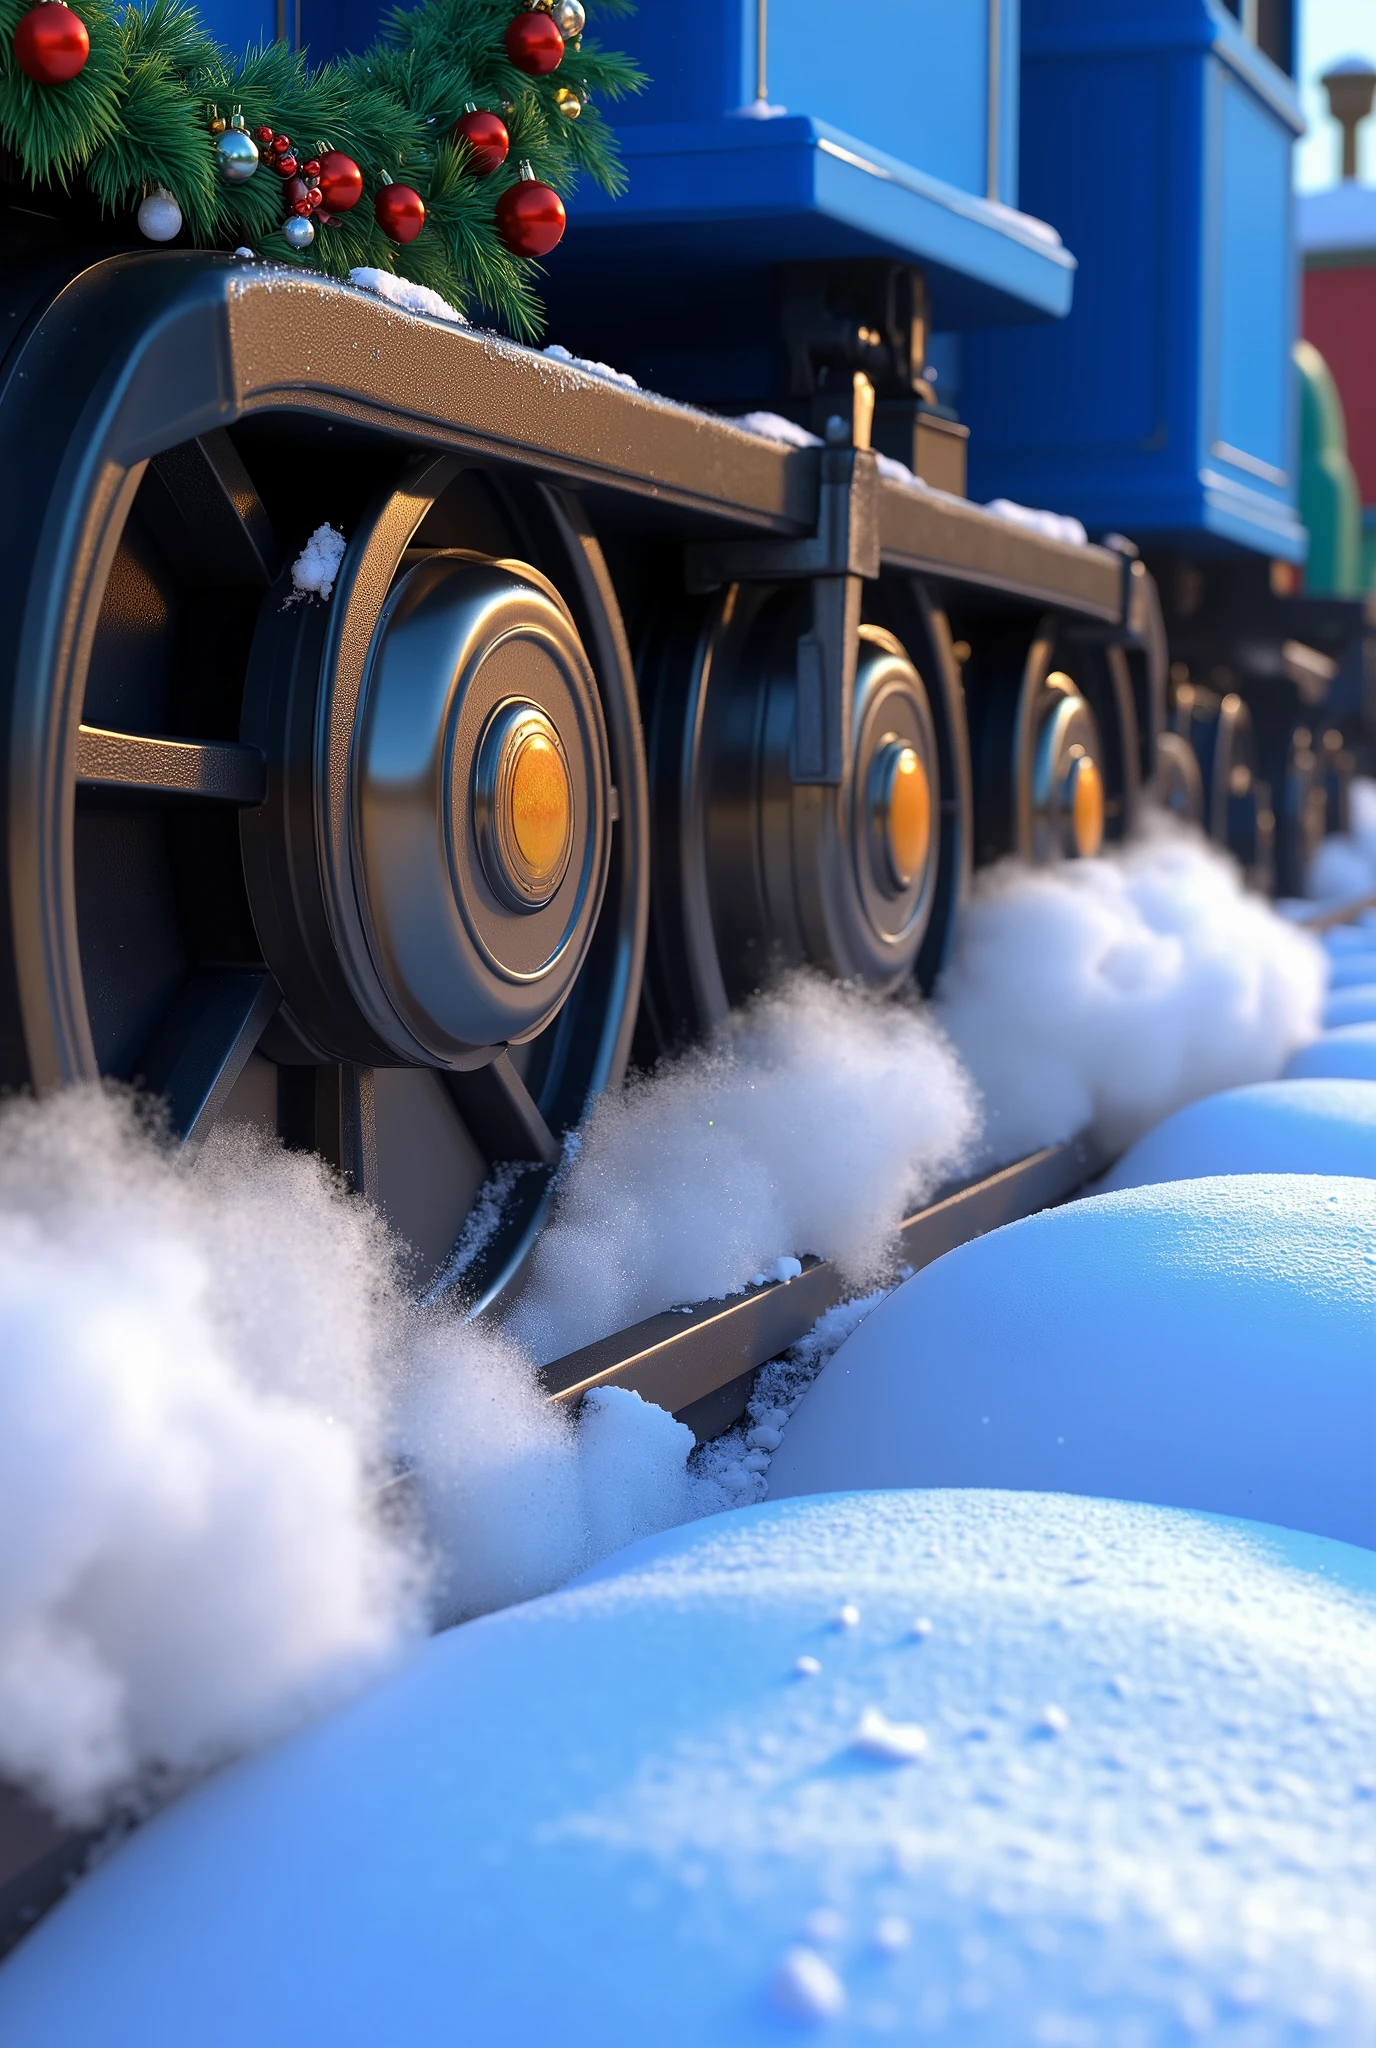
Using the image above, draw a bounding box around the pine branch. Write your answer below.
[0,0,644,334]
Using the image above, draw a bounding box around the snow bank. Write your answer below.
[0,1090,420,1826]
[1287,1021,1376,1081]
[1324,983,1376,1028]
[1098,1077,1376,1190]
[0,1091,709,1820]
[1305,775,1376,900]
[768,1173,1376,1549]
[934,820,1326,1159]
[503,972,980,1363]
[4,1490,1373,2047]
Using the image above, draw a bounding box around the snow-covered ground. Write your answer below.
[0,824,1337,1832]
[1,1490,1372,2046]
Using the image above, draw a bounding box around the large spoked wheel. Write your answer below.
[963,616,1137,868]
[639,572,971,1042]
[1,414,648,1305]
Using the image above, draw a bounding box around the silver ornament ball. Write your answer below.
[137,187,182,242]
[551,0,585,37]
[215,127,260,186]
[282,213,316,251]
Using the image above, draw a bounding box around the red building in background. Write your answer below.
[1300,62,1376,590]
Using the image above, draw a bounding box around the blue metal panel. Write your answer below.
[562,116,1076,331]
[1207,66,1294,495]
[961,0,1305,559]
[561,0,1067,325]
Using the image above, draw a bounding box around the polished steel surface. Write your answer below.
[1027,667,1105,863]
[351,552,611,1060]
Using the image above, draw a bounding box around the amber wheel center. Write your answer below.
[508,729,572,884]
[879,742,932,890]
[474,700,575,910]
[1069,750,1105,859]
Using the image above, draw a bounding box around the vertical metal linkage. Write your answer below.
[986,0,1001,201]
[756,0,768,106]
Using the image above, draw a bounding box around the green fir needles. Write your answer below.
[0,0,643,336]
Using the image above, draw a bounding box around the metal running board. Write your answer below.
[540,1135,1103,1433]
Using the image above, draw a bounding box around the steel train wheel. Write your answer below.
[0,404,648,1304]
[963,617,1136,869]
[1171,683,1274,887]
[639,574,970,1039]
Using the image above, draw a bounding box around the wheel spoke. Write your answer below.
[75,726,267,804]
[138,430,282,590]
[139,970,280,1148]
[444,1050,561,1166]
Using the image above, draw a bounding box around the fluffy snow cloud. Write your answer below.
[503,971,981,1364]
[935,818,1325,1160]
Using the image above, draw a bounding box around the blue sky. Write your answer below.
[1296,0,1376,189]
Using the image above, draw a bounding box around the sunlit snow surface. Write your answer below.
[1,1491,1373,2046]
[1099,1079,1376,1191]
[767,1175,1376,1550]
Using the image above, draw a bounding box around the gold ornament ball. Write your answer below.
[216,127,260,186]
[555,85,583,118]
[551,0,586,36]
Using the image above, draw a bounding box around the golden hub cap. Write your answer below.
[1068,749,1105,859]
[474,700,575,910]
[875,741,932,891]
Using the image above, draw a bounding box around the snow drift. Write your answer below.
[1306,774,1376,900]
[504,971,980,1364]
[0,1091,702,1825]
[767,1172,1376,1550]
[935,818,1325,1160]
[0,1090,419,1826]
[4,1491,1372,2048]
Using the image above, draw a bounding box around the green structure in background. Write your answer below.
[1294,338,1366,596]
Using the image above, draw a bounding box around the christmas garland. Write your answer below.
[0,0,643,336]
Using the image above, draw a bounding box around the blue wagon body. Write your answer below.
[962,0,1306,561]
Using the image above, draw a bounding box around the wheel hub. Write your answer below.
[244,538,611,1068]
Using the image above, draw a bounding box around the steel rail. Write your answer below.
[539,1134,1103,1433]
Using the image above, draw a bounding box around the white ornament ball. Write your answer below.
[136,187,182,243]
[282,214,316,252]
[551,0,585,35]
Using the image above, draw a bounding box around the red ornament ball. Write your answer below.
[495,175,566,257]
[504,9,564,75]
[453,107,509,177]
[13,2,89,84]
[374,181,426,245]
[317,150,363,214]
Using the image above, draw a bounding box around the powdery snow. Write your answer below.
[502,972,979,1365]
[1306,776,1376,900]
[0,1090,421,1825]
[981,498,1088,547]
[934,819,1326,1160]
[287,523,346,602]
[2,1490,1372,2046]
[1097,1077,1376,1191]
[347,268,467,325]
[767,1173,1376,1551]
[0,1091,707,1822]
[542,343,639,390]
